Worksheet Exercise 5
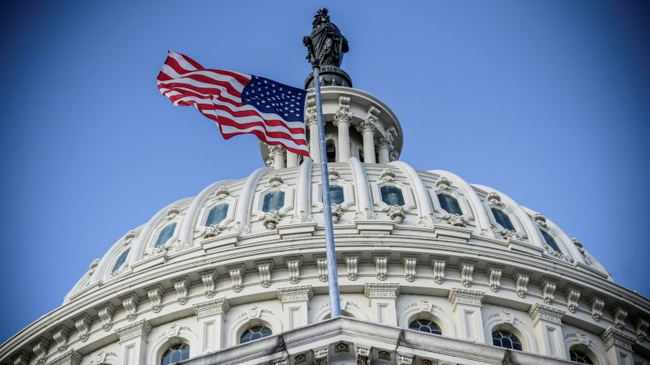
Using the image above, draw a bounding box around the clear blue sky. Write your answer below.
[1,0,649,343]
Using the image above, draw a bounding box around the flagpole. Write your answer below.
[312,65,342,318]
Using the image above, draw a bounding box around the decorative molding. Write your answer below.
[614,307,628,329]
[486,192,504,207]
[345,255,358,281]
[228,266,244,293]
[541,281,557,305]
[331,204,343,223]
[316,257,328,282]
[398,354,414,365]
[387,205,406,224]
[12,352,29,365]
[52,326,69,352]
[448,288,484,310]
[88,351,117,365]
[256,261,273,288]
[48,350,82,365]
[440,213,467,227]
[601,327,635,351]
[532,213,547,228]
[286,257,301,284]
[199,270,217,298]
[159,324,192,341]
[565,331,590,346]
[277,286,313,303]
[488,310,515,325]
[565,288,581,313]
[120,293,139,321]
[364,282,400,298]
[116,319,152,343]
[145,284,164,313]
[194,298,230,319]
[590,297,604,321]
[172,277,191,305]
[636,318,649,342]
[314,347,328,365]
[403,256,417,282]
[96,303,115,331]
[435,176,452,190]
[375,256,388,281]
[460,263,474,287]
[333,96,352,126]
[379,168,396,182]
[515,274,529,298]
[431,260,445,285]
[73,314,92,342]
[488,268,502,292]
[355,346,370,365]
[32,339,48,365]
[528,303,565,325]
[262,211,280,230]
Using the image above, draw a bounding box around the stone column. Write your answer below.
[448,288,485,343]
[601,327,636,365]
[269,145,285,170]
[286,151,298,168]
[306,96,319,163]
[193,298,230,354]
[377,136,393,164]
[115,319,152,365]
[357,121,376,164]
[333,97,352,162]
[277,286,313,330]
[528,303,567,358]
[364,283,400,326]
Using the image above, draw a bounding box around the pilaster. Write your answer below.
[47,350,82,365]
[193,298,230,353]
[448,288,485,343]
[601,327,636,365]
[115,319,152,365]
[528,303,566,358]
[364,283,399,326]
[333,96,352,161]
[277,285,313,329]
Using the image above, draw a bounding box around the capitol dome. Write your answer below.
[1,11,649,365]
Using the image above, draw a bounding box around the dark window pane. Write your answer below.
[330,185,344,205]
[381,186,405,206]
[491,208,515,231]
[408,319,442,335]
[160,343,190,365]
[262,191,285,212]
[569,349,594,364]
[240,325,272,344]
[206,204,228,226]
[438,194,463,215]
[540,229,562,253]
[154,223,177,247]
[112,248,130,272]
[492,330,522,351]
[326,143,336,162]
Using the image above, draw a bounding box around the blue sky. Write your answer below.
[1,1,649,343]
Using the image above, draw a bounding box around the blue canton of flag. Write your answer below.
[242,76,307,123]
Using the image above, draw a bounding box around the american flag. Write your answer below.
[157,51,309,156]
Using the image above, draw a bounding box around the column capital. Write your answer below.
[601,327,636,351]
[277,285,313,303]
[115,319,152,343]
[333,96,352,126]
[268,144,285,156]
[356,119,376,134]
[448,288,484,309]
[194,298,230,318]
[48,349,82,365]
[364,282,400,298]
[528,303,565,325]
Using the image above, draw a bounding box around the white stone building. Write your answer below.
[1,20,649,365]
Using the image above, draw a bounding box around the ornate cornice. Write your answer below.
[193,298,230,319]
[601,327,635,351]
[277,286,313,303]
[448,288,484,309]
[528,303,565,325]
[115,319,152,343]
[48,349,82,365]
[364,283,400,298]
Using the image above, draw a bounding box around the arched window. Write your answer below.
[160,343,190,364]
[540,229,562,253]
[492,329,522,351]
[330,185,344,205]
[380,186,405,206]
[326,141,336,162]
[438,194,463,215]
[491,208,515,231]
[240,325,272,344]
[569,348,594,364]
[206,204,228,226]
[408,319,442,335]
[154,223,177,247]
[112,248,130,273]
[262,191,285,212]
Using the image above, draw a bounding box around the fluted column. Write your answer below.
[269,145,285,170]
[286,151,298,167]
[357,107,379,163]
[194,298,230,353]
[377,135,393,164]
[333,96,352,162]
[306,95,319,163]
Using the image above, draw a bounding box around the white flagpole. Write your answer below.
[312,65,342,318]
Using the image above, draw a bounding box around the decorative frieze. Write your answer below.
[541,281,556,305]
[636,318,649,342]
[432,260,445,284]
[488,268,502,292]
[601,327,635,351]
[375,256,388,281]
[286,257,301,284]
[614,307,628,329]
[364,282,400,298]
[345,255,358,281]
[528,303,565,325]
[172,277,191,304]
[590,298,604,321]
[32,339,48,365]
[120,293,139,321]
[256,261,273,288]
[96,303,115,331]
[48,350,82,365]
[316,257,328,282]
[277,286,313,303]
[314,347,328,365]
[398,354,414,365]
[355,347,370,365]
[199,270,217,298]
[52,326,69,352]
[73,314,92,342]
[402,257,417,282]
[145,284,164,313]
[565,288,581,313]
[448,288,484,310]
[193,298,230,319]
[227,266,244,293]
[116,319,152,343]
[515,274,529,298]
[460,263,474,287]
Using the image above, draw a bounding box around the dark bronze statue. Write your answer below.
[303,8,349,67]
